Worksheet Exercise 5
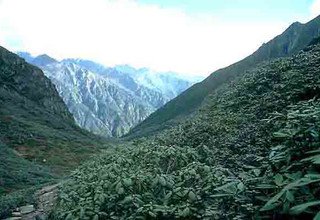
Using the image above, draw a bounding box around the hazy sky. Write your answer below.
[0,0,319,76]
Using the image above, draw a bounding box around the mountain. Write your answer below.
[127,15,320,138]
[17,55,198,137]
[0,46,104,202]
[43,61,156,137]
[63,59,198,100]
[31,54,57,66]
[52,33,320,219]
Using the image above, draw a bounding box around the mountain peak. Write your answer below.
[62,58,107,74]
[32,54,57,66]
[16,51,34,63]
[127,15,320,138]
[114,64,139,74]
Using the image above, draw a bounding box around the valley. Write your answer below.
[17,54,198,137]
[0,5,319,220]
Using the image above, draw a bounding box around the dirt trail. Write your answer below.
[4,184,59,220]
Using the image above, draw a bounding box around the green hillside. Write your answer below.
[52,35,320,218]
[0,46,108,217]
[127,15,320,139]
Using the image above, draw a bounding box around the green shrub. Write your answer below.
[0,187,36,218]
[258,99,320,217]
[53,41,320,219]
[53,145,239,219]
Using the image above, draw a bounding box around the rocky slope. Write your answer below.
[17,54,197,137]
[127,15,320,138]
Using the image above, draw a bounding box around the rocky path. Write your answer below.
[3,184,59,220]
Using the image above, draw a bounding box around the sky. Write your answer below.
[0,0,319,77]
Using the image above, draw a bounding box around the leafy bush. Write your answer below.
[55,97,320,219]
[0,187,36,218]
[258,99,320,217]
[53,40,320,219]
[53,145,238,219]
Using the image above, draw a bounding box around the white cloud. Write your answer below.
[0,0,288,76]
[311,0,320,18]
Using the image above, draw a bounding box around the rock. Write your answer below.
[4,217,22,220]
[19,205,34,214]
[36,184,59,195]
[5,184,59,220]
[11,212,22,217]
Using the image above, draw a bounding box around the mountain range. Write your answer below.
[51,16,320,219]
[127,15,320,138]
[1,13,320,220]
[16,54,199,137]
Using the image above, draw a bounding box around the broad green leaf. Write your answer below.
[123,178,133,187]
[255,184,277,189]
[290,201,320,215]
[80,208,85,219]
[159,177,166,186]
[285,190,294,202]
[164,191,172,203]
[181,207,190,217]
[260,202,280,212]
[117,187,124,195]
[214,182,237,194]
[274,174,284,186]
[306,149,320,154]
[148,211,157,218]
[237,182,245,191]
[253,169,261,177]
[115,182,122,192]
[121,196,133,204]
[260,190,285,211]
[203,165,210,172]
[210,193,233,198]
[301,155,320,164]
[287,177,320,189]
[188,191,197,201]
[314,211,320,220]
[304,174,320,179]
[273,131,291,138]
[65,213,74,220]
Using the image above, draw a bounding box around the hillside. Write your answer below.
[0,45,106,216]
[128,15,320,138]
[17,55,197,137]
[52,37,320,219]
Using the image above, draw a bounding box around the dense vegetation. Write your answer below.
[52,37,320,218]
[128,15,320,139]
[0,46,108,217]
[1,14,320,220]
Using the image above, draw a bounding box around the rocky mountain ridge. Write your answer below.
[17,53,198,137]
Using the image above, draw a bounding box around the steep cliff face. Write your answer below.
[17,55,196,137]
[0,47,73,124]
